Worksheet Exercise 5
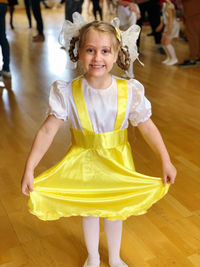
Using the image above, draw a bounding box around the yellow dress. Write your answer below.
[29,77,170,221]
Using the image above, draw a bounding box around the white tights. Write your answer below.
[164,44,177,60]
[82,216,123,266]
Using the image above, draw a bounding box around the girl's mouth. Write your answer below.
[89,64,105,69]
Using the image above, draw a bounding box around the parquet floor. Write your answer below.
[0,1,200,266]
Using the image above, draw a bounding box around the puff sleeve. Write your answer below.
[128,79,152,126]
[48,80,68,121]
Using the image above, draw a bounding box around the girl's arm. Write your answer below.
[21,115,64,196]
[137,118,177,185]
[167,7,173,36]
[156,17,164,32]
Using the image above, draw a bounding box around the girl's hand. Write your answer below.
[129,3,141,19]
[21,171,34,196]
[162,161,177,185]
[156,23,163,32]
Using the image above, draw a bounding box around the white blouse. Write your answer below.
[49,76,151,133]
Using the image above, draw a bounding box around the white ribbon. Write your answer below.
[59,12,142,70]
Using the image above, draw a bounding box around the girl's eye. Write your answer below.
[87,48,94,53]
[102,49,110,54]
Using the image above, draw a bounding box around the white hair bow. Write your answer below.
[59,12,142,70]
[58,12,88,69]
[110,17,142,65]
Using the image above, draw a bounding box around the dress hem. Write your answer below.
[28,184,170,221]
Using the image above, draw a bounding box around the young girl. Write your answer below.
[21,14,176,267]
[114,0,141,78]
[157,0,180,65]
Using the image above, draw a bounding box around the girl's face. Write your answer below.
[79,29,118,79]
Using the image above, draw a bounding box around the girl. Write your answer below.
[157,0,180,65]
[21,15,176,267]
[114,0,141,78]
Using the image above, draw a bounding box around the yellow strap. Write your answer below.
[72,78,93,133]
[114,78,128,130]
[72,77,128,133]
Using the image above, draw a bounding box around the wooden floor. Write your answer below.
[0,2,200,267]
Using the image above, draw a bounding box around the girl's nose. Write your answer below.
[94,51,101,61]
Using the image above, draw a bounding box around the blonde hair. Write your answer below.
[68,21,130,71]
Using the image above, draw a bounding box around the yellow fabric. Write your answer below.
[72,78,93,133]
[29,77,170,221]
[0,0,8,4]
[71,128,128,149]
[114,78,128,131]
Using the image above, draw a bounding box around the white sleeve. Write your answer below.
[48,80,69,121]
[128,79,152,126]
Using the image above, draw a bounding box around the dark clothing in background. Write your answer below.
[30,0,44,35]
[0,3,10,72]
[65,0,84,21]
[91,0,103,20]
[24,0,32,28]
[136,0,162,46]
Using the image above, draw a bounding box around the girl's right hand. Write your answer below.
[21,171,34,196]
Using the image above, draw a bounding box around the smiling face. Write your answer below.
[78,29,118,79]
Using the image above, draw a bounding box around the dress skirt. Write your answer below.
[29,128,169,221]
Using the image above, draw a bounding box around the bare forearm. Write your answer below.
[137,119,171,163]
[24,115,63,173]
[24,129,55,172]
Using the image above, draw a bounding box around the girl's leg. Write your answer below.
[165,45,178,65]
[82,216,100,265]
[104,219,126,266]
[161,36,171,63]
[163,38,178,65]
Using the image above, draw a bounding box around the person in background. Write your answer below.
[65,0,84,21]
[8,0,18,30]
[0,0,11,79]
[116,0,141,31]
[91,0,103,20]
[41,0,50,8]
[30,0,45,42]
[136,0,164,54]
[157,0,180,65]
[115,0,141,78]
[24,0,32,28]
[106,0,116,15]
[179,0,200,66]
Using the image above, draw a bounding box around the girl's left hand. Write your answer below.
[129,3,136,12]
[162,161,177,185]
